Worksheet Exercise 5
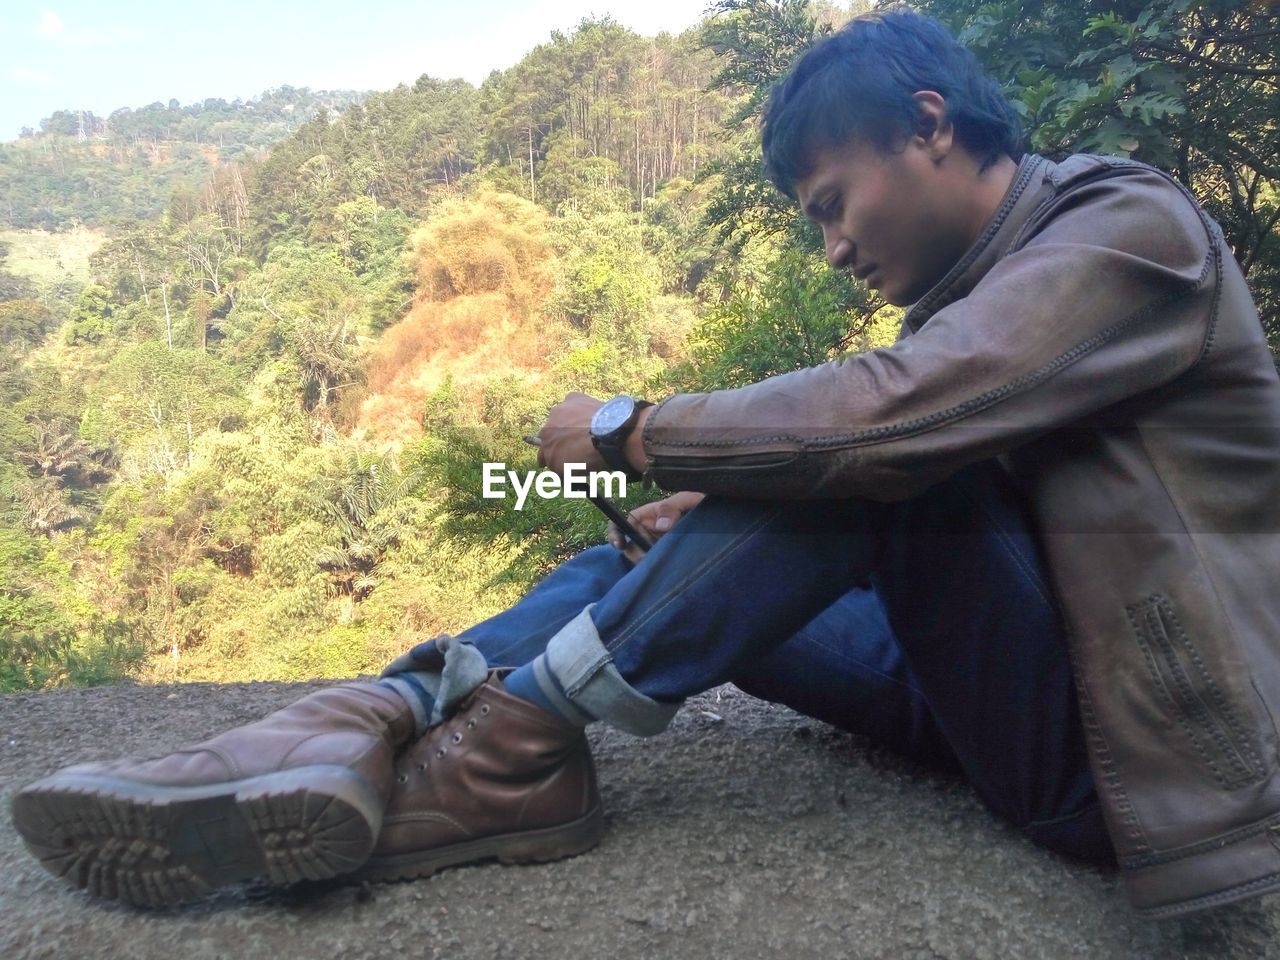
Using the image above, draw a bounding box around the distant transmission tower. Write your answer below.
[77,110,87,142]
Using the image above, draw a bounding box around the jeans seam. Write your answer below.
[790,627,927,698]
[959,481,1056,610]
[1025,799,1103,830]
[604,506,784,654]
[484,607,584,666]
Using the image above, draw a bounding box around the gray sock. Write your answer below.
[380,636,489,736]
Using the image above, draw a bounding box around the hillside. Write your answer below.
[0,0,1276,694]
[0,87,371,230]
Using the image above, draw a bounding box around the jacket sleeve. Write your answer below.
[642,166,1221,500]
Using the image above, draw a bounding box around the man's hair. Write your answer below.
[761,6,1023,199]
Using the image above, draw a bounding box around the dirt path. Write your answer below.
[3,681,1277,959]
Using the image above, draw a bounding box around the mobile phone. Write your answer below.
[522,435,652,552]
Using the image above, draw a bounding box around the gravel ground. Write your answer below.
[3,680,1279,960]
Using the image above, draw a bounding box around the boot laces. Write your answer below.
[395,693,490,783]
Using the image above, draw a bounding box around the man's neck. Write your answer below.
[960,154,1020,247]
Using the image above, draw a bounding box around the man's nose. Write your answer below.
[824,231,853,269]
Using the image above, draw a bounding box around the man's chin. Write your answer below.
[878,286,911,308]
[882,274,940,308]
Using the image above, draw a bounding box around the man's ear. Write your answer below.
[912,91,953,162]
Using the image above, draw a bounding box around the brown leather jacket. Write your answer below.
[641,154,1280,917]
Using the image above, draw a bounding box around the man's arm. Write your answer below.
[640,165,1221,500]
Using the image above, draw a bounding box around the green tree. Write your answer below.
[221,241,369,417]
[553,182,664,334]
[9,476,81,536]
[923,0,1280,350]
[698,0,840,252]
[669,246,881,391]
[313,451,420,601]
[16,418,112,484]
[0,299,55,351]
[66,283,116,344]
[82,342,244,473]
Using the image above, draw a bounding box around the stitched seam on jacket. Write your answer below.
[1161,597,1264,777]
[1095,156,1224,363]
[1128,416,1266,786]
[905,156,1042,329]
[1004,157,1108,253]
[1126,598,1231,788]
[1138,871,1280,918]
[1138,872,1280,919]
[1142,159,1224,363]
[651,255,1212,454]
[1072,662,1149,851]
[1125,594,1263,790]
[1018,158,1224,368]
[1121,812,1280,870]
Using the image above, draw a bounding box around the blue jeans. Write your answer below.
[444,460,1111,863]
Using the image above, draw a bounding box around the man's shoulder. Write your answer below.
[1041,152,1166,186]
[1036,152,1203,215]
[1018,152,1217,261]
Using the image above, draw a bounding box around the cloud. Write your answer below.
[64,25,143,47]
[38,11,64,36]
[36,11,141,47]
[11,65,55,88]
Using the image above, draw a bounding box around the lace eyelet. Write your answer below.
[416,762,427,773]
[480,704,490,715]
[437,747,447,758]
[451,731,463,744]
[396,773,408,784]
[466,719,477,729]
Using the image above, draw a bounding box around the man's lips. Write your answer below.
[854,263,879,285]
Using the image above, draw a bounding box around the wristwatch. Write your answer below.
[590,395,652,478]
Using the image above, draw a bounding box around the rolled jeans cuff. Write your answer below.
[544,605,680,736]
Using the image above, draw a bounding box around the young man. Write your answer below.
[14,9,1280,918]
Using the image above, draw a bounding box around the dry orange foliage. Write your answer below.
[357,190,566,442]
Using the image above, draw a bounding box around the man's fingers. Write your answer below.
[606,522,647,565]
[631,503,682,537]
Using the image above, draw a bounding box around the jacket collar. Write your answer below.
[904,154,1048,333]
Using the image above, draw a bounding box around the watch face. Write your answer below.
[592,395,635,437]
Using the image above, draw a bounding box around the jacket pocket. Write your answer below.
[1126,593,1266,790]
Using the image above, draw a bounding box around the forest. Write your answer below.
[0,0,1275,691]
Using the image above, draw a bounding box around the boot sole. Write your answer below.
[11,765,383,908]
[354,803,605,883]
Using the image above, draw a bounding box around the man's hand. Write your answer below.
[606,491,706,564]
[536,392,606,473]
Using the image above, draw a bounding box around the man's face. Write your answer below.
[794,135,975,307]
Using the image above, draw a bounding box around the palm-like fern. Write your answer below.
[314,450,419,598]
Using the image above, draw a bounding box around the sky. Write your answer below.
[0,1,713,140]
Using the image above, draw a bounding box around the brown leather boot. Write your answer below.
[356,672,604,882]
[11,682,414,907]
